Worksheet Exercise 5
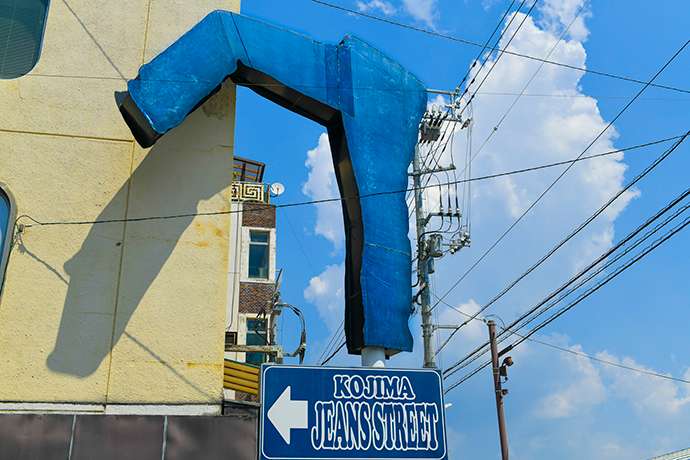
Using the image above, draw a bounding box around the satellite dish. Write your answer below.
[270,182,285,197]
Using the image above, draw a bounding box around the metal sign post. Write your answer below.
[259,365,448,460]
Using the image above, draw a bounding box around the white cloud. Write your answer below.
[402,0,438,28]
[302,133,344,250]
[356,0,397,15]
[526,337,690,421]
[436,300,484,346]
[429,0,637,291]
[534,343,606,418]
[398,1,639,392]
[539,0,592,42]
[432,298,503,372]
[596,351,690,417]
[481,0,501,12]
[300,1,687,454]
[428,2,676,455]
[494,334,690,458]
[304,263,345,331]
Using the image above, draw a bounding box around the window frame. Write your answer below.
[247,229,270,280]
[245,318,268,365]
[0,183,16,297]
[0,0,51,80]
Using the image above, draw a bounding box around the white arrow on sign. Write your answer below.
[267,386,308,444]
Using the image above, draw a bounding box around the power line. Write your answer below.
[316,320,345,365]
[412,0,535,206]
[505,206,690,338]
[311,0,690,95]
[284,213,320,274]
[470,91,690,101]
[456,0,539,118]
[504,216,690,357]
[433,131,689,358]
[323,330,345,362]
[419,2,582,240]
[321,340,346,365]
[435,303,690,388]
[13,134,684,230]
[444,213,690,394]
[442,194,690,377]
[12,72,450,94]
[427,40,690,318]
[34,71,685,101]
[415,0,525,209]
[455,0,530,104]
[16,76,690,101]
[283,213,344,366]
[442,184,690,376]
[430,1,583,249]
[522,335,690,385]
[454,0,518,94]
[457,1,586,175]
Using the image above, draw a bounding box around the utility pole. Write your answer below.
[412,107,468,369]
[412,144,435,369]
[488,320,510,460]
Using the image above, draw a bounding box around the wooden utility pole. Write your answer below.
[488,320,509,460]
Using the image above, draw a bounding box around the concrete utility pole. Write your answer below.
[412,108,466,369]
[361,347,386,368]
[488,320,510,460]
[412,144,435,369]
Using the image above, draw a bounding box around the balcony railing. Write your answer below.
[231,182,270,204]
[233,156,266,183]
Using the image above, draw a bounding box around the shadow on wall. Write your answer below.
[46,87,232,378]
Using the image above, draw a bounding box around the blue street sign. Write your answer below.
[259,365,447,460]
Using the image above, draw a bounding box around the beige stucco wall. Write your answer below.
[0,0,240,406]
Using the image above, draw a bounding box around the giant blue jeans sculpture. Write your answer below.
[118,11,427,356]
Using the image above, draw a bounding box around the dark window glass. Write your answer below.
[245,319,267,365]
[224,331,237,352]
[248,230,269,279]
[0,0,49,79]
[0,189,10,287]
[250,231,268,243]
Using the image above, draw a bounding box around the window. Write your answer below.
[245,318,267,365]
[224,331,237,352]
[248,230,269,279]
[0,0,50,79]
[0,186,12,290]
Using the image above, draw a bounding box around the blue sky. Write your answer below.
[235,1,689,458]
